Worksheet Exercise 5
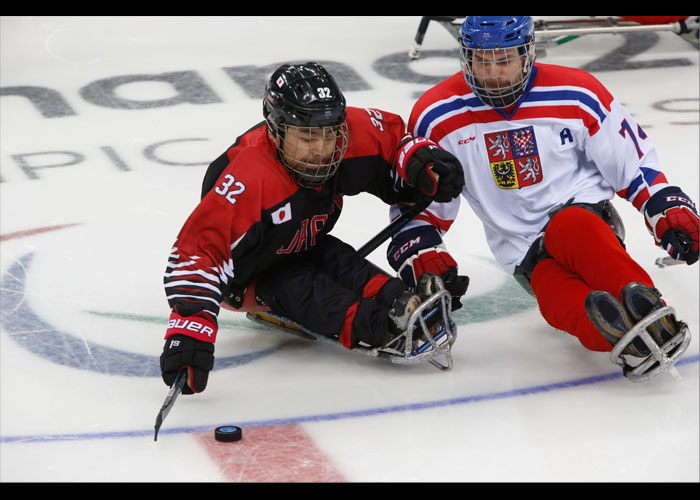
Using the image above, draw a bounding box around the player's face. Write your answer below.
[281,125,339,173]
[470,47,524,96]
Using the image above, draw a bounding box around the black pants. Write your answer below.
[254,235,407,349]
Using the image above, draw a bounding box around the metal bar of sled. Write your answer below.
[535,22,686,39]
[609,306,691,382]
[420,16,698,44]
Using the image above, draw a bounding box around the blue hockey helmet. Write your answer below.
[459,16,536,109]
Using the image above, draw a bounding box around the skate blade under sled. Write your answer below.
[246,289,456,371]
[610,306,691,382]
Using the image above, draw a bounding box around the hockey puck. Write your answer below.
[215,426,242,442]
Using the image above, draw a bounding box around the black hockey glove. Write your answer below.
[644,186,699,265]
[161,334,215,394]
[397,137,464,202]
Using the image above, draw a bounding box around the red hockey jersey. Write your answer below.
[164,106,421,342]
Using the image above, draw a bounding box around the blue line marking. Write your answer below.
[2,354,696,444]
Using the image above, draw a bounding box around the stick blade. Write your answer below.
[153,370,187,442]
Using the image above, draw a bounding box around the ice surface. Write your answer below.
[1,16,698,482]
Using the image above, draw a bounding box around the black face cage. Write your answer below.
[268,120,349,188]
[459,39,535,109]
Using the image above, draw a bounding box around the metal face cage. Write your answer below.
[460,40,535,109]
[272,122,349,188]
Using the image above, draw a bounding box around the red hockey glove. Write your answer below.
[397,136,464,202]
[399,246,458,284]
[644,186,699,265]
[388,226,469,310]
[399,247,470,311]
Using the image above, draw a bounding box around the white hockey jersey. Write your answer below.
[401,63,671,274]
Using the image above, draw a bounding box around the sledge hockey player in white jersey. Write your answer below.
[388,16,699,381]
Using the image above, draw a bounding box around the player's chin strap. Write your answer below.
[610,306,691,383]
[371,287,456,370]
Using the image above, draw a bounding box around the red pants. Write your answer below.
[530,207,654,351]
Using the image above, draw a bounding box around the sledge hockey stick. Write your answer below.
[355,195,470,310]
[154,368,188,441]
[655,256,685,268]
[155,199,432,439]
[655,234,695,268]
[357,197,432,258]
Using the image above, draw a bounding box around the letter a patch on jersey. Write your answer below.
[485,126,543,190]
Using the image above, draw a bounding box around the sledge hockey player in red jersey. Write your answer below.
[160,62,467,393]
[388,16,698,381]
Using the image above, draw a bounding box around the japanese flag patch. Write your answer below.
[271,202,292,224]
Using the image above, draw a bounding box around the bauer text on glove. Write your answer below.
[160,310,216,393]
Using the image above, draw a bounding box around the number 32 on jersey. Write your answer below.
[215,173,246,205]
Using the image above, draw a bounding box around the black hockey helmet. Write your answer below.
[263,62,349,187]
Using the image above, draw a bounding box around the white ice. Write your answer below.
[1,16,698,482]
